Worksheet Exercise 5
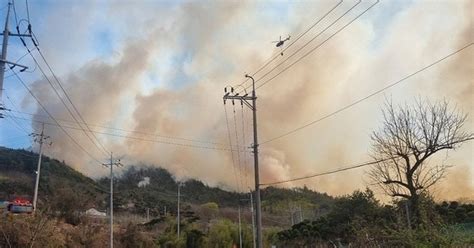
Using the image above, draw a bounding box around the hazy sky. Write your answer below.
[0,0,472,201]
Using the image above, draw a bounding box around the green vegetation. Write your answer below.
[0,147,472,247]
[275,190,474,247]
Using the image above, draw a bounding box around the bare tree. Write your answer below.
[368,99,473,225]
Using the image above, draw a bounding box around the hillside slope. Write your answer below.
[0,147,334,223]
[0,146,105,209]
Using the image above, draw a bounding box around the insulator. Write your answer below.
[224,87,227,93]
[231,87,234,93]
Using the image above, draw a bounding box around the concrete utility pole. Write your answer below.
[177,182,182,240]
[289,204,294,225]
[405,201,411,229]
[31,123,49,211]
[102,153,122,248]
[250,190,256,248]
[299,205,304,223]
[238,205,242,248]
[223,75,262,248]
[0,1,30,117]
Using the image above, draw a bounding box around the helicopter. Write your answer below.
[272,35,291,48]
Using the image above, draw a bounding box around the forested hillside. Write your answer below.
[0,147,472,247]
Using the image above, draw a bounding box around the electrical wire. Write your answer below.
[10,69,103,164]
[13,19,109,157]
[261,42,473,144]
[233,104,244,191]
[5,114,250,152]
[254,0,379,91]
[235,0,344,88]
[34,43,110,156]
[260,159,388,186]
[261,138,474,186]
[10,0,111,166]
[8,109,233,147]
[240,104,250,189]
[241,0,362,92]
[3,92,30,134]
[26,44,109,156]
[224,104,241,192]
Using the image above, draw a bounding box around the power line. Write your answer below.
[235,0,344,88]
[261,42,473,144]
[224,104,241,192]
[240,104,250,189]
[33,39,110,155]
[10,69,103,164]
[260,159,387,186]
[12,12,109,158]
[261,137,474,186]
[232,104,244,191]
[8,109,233,147]
[25,42,109,156]
[3,92,30,134]
[5,113,249,152]
[254,0,379,91]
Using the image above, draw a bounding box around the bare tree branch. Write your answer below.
[368,98,473,225]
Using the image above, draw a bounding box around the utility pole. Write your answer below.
[31,123,49,211]
[238,205,242,248]
[0,1,30,118]
[405,201,411,229]
[249,190,256,248]
[299,205,304,223]
[289,204,294,225]
[102,153,122,248]
[177,182,181,240]
[223,74,262,247]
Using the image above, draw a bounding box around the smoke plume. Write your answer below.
[22,0,472,200]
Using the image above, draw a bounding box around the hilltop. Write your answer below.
[0,147,473,247]
[0,146,334,221]
[0,146,105,207]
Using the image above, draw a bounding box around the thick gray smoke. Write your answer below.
[23,0,472,200]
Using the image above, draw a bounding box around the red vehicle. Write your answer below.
[7,197,33,214]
